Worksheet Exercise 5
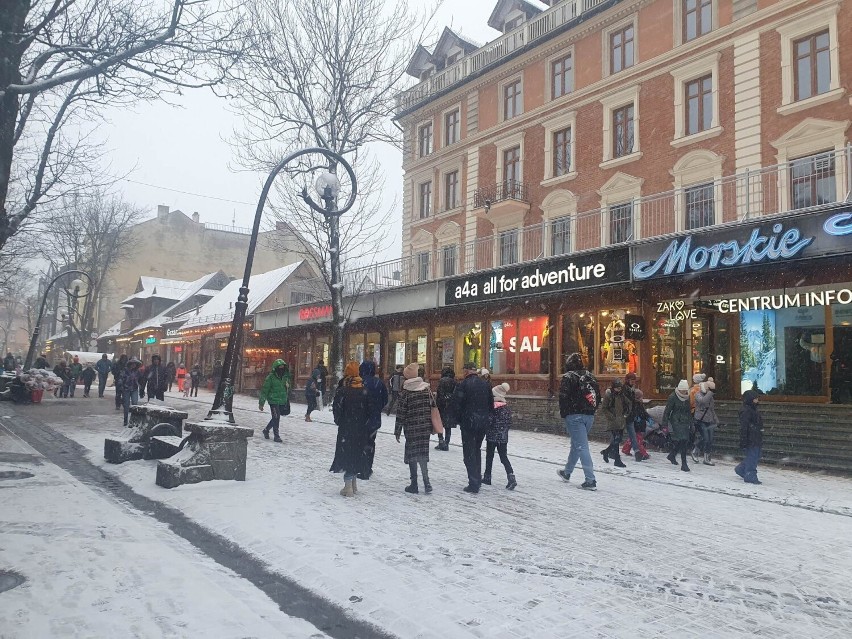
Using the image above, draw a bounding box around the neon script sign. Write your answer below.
[824,212,852,236]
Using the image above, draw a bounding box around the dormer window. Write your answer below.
[446,51,462,66]
[419,68,433,82]
[505,15,525,32]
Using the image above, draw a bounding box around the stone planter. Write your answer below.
[156,421,254,489]
[104,405,189,464]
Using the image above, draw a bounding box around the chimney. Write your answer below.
[157,205,169,220]
[192,211,200,223]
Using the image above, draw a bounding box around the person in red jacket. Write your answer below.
[176,363,187,393]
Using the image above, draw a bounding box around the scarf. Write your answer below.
[403,377,429,392]
[675,389,689,401]
[345,375,364,389]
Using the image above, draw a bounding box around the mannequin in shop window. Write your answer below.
[464,326,482,368]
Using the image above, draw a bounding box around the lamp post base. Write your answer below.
[204,408,236,424]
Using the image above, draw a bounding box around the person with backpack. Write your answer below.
[386,365,404,415]
[95,354,111,398]
[435,367,458,450]
[663,380,693,472]
[735,390,764,484]
[599,378,629,468]
[694,378,718,466]
[556,352,600,490]
[483,382,516,490]
[358,360,388,480]
[68,356,83,397]
[80,363,97,398]
[258,359,292,443]
[453,361,495,494]
[331,361,373,496]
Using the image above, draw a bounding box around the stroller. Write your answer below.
[642,405,674,452]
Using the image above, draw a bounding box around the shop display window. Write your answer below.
[297,336,312,377]
[747,306,826,396]
[389,329,406,367]
[432,326,455,374]
[347,335,364,364]
[365,332,381,367]
[562,312,596,372]
[831,304,852,403]
[490,320,516,374]
[313,337,329,372]
[407,328,427,367]
[599,310,638,376]
[518,316,550,374]
[652,313,683,395]
[460,323,483,369]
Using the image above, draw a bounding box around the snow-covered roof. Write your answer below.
[97,321,122,339]
[181,262,303,330]
[129,272,226,333]
[488,0,548,31]
[120,276,197,304]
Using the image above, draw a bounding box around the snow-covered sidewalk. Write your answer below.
[25,390,852,637]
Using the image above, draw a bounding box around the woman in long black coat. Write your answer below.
[330,361,373,497]
[394,362,433,494]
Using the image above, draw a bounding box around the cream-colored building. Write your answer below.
[96,206,310,333]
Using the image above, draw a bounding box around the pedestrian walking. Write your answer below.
[312,359,328,410]
[95,354,111,398]
[80,363,97,398]
[663,380,692,472]
[393,362,433,494]
[176,362,187,393]
[690,373,706,461]
[621,386,651,460]
[120,358,142,426]
[483,382,516,490]
[137,363,147,399]
[34,353,49,369]
[694,378,718,465]
[330,361,373,497]
[735,390,764,484]
[68,356,82,397]
[359,360,387,480]
[556,353,601,490]
[3,352,16,372]
[305,375,319,421]
[146,355,169,401]
[385,365,404,415]
[53,360,71,398]
[189,364,201,397]
[599,379,629,468]
[258,359,291,443]
[452,361,494,493]
[435,367,458,450]
[111,355,127,410]
[166,361,177,392]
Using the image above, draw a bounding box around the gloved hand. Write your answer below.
[395,433,400,443]
[259,402,265,411]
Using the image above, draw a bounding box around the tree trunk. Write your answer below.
[328,202,344,397]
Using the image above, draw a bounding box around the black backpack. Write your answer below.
[570,369,600,412]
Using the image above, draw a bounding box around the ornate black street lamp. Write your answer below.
[24,270,93,370]
[208,148,357,423]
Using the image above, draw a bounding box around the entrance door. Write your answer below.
[691,313,733,398]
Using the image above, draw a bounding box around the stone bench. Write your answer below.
[156,420,254,489]
[148,435,184,460]
[104,405,189,464]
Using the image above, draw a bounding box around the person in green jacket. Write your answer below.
[663,379,692,472]
[68,356,83,398]
[258,359,291,443]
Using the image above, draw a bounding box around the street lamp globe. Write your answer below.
[314,171,340,200]
[69,278,86,296]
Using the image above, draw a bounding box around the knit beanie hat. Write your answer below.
[492,382,510,402]
[675,379,690,400]
[692,373,706,384]
[403,362,419,379]
[702,377,716,392]
[479,368,490,378]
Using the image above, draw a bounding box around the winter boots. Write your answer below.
[601,446,611,463]
[405,464,419,494]
[506,474,517,490]
[481,474,492,485]
[667,451,678,465]
[340,479,354,497]
[703,453,715,466]
[612,449,626,468]
[352,477,358,494]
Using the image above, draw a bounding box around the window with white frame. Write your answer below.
[685,75,713,135]
[441,244,457,277]
[503,146,521,194]
[609,23,635,74]
[609,202,633,244]
[682,0,712,42]
[553,127,572,177]
[684,183,714,230]
[444,170,459,211]
[600,86,640,166]
[418,181,432,219]
[444,109,460,146]
[551,53,574,99]
[418,122,433,158]
[776,7,842,113]
[416,251,431,282]
[550,216,572,256]
[499,229,519,266]
[670,54,720,146]
[790,151,836,210]
[542,113,576,183]
[503,78,522,121]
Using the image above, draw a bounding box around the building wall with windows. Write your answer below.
[397,0,851,277]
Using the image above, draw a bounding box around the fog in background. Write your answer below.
[99,2,499,266]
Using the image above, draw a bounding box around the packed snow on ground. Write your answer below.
[40,391,852,637]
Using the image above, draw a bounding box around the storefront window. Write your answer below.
[831,304,852,403]
[347,334,364,364]
[432,326,455,374]
[490,319,515,373]
[365,332,381,367]
[599,309,639,376]
[313,336,329,372]
[752,306,826,396]
[297,336,312,377]
[653,313,684,395]
[407,328,427,368]
[561,312,596,372]
[389,329,406,367]
[518,316,550,374]
[460,323,483,368]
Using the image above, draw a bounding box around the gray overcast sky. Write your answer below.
[101,2,500,264]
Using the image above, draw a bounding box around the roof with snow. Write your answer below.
[121,276,197,305]
[127,272,227,333]
[181,262,304,330]
[405,27,483,78]
[97,321,123,340]
[488,0,549,31]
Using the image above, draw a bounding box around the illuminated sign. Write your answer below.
[145,336,157,345]
[299,305,333,322]
[712,289,852,313]
[633,207,852,281]
[174,346,183,353]
[166,329,181,337]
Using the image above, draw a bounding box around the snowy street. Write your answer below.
[2,390,852,638]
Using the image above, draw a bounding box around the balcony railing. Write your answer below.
[285,146,852,304]
[473,180,530,209]
[396,0,613,114]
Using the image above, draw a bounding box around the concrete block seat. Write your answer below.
[156,421,254,489]
[104,405,190,464]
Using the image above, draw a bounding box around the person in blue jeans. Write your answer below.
[119,358,142,426]
[556,352,601,490]
[735,389,764,484]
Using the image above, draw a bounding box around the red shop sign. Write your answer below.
[299,305,333,322]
